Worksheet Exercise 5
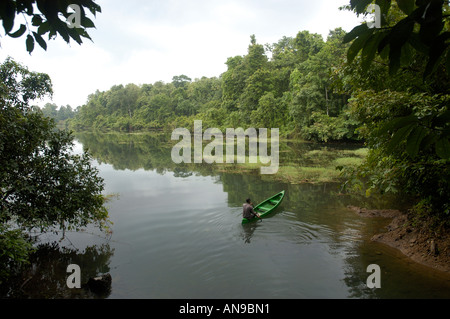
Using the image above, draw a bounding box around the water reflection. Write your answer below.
[241,222,261,244]
[72,132,450,299]
[1,241,113,298]
[5,132,448,299]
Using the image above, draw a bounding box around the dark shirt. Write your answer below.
[243,203,257,219]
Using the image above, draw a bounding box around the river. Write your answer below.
[6,132,450,299]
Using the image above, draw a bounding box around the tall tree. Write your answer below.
[342,0,450,226]
[0,58,109,281]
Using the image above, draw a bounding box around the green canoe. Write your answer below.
[242,190,285,224]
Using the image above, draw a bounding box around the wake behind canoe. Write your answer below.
[242,190,285,224]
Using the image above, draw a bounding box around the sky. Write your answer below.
[0,0,363,108]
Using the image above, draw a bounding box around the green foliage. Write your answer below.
[301,111,361,143]
[341,1,450,225]
[287,29,351,132]
[345,0,450,79]
[41,103,76,126]
[71,30,359,142]
[0,225,34,284]
[0,58,110,281]
[0,0,101,54]
[348,90,449,217]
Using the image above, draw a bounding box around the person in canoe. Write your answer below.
[243,198,261,220]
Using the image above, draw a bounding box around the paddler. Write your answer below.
[242,198,261,220]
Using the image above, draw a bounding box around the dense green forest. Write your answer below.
[66,2,450,229]
[68,28,360,143]
[1,0,449,288]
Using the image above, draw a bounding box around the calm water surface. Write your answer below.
[13,133,450,299]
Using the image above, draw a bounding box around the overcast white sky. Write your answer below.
[0,0,362,108]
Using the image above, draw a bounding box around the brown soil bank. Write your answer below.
[347,206,450,274]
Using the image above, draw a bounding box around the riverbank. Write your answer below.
[348,206,450,274]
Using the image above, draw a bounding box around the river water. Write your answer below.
[7,132,450,299]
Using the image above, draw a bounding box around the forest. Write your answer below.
[54,2,450,229]
[1,0,449,289]
[68,29,360,143]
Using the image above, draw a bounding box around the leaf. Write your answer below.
[350,0,374,14]
[77,28,92,41]
[384,18,415,75]
[400,42,415,66]
[32,32,47,51]
[37,21,50,36]
[386,123,415,153]
[407,32,430,55]
[375,0,392,16]
[26,34,35,54]
[81,16,96,29]
[396,0,416,15]
[55,20,70,43]
[388,45,403,75]
[406,126,427,158]
[7,24,26,38]
[378,115,418,135]
[343,24,369,44]
[67,27,83,45]
[0,0,16,33]
[435,137,450,159]
[31,14,43,27]
[423,32,450,79]
[419,133,438,152]
[87,1,102,16]
[1,0,16,34]
[361,32,384,72]
[347,28,374,64]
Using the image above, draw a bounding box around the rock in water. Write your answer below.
[87,273,112,295]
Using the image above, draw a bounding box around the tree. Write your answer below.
[0,58,110,282]
[288,29,350,130]
[172,75,192,89]
[342,0,450,226]
[41,102,58,118]
[250,92,282,128]
[0,0,101,54]
[293,30,325,64]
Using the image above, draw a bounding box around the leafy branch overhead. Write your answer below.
[0,0,101,53]
[344,0,450,161]
[344,0,450,79]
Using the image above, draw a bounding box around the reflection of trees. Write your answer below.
[1,242,114,299]
[76,132,171,172]
[75,132,220,177]
[74,132,415,298]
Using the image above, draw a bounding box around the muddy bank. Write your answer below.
[347,206,450,274]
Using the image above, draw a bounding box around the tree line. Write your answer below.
[1,0,449,288]
[69,28,360,143]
